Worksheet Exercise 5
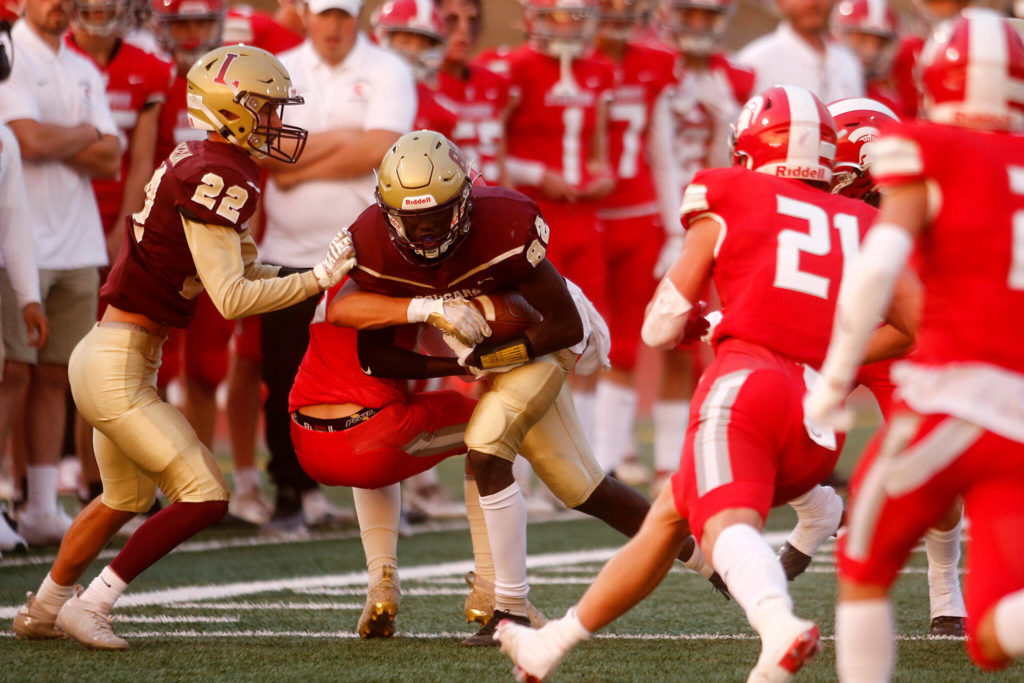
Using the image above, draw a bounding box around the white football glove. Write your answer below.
[441,333,524,379]
[653,233,684,279]
[312,230,356,290]
[408,297,491,346]
[803,375,854,432]
[563,278,611,375]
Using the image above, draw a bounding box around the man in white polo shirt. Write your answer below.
[0,0,120,546]
[258,0,415,536]
[737,0,864,103]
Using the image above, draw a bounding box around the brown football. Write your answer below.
[470,291,543,343]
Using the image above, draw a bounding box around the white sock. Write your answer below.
[232,467,261,496]
[653,400,689,473]
[35,572,75,616]
[572,391,596,449]
[26,465,59,517]
[79,566,128,613]
[464,475,495,584]
[925,520,966,619]
[682,538,714,579]
[511,456,533,497]
[712,523,792,631]
[593,381,637,473]
[787,485,843,556]
[407,468,440,490]
[353,484,401,584]
[836,599,895,682]
[994,588,1024,658]
[479,482,528,616]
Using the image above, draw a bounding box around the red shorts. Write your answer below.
[598,212,662,371]
[837,406,1024,669]
[232,314,262,365]
[535,199,606,313]
[157,293,233,389]
[292,390,477,489]
[671,339,842,543]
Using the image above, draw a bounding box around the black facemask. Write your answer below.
[0,21,12,83]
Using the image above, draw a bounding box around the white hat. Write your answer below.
[305,0,362,15]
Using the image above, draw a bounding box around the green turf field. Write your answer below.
[2,419,1021,682]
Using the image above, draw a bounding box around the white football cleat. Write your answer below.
[18,507,73,546]
[0,511,27,552]
[228,487,274,526]
[403,483,465,520]
[747,617,820,682]
[55,588,129,650]
[301,489,354,527]
[495,619,568,683]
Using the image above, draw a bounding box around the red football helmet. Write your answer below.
[523,0,599,59]
[827,97,899,204]
[596,0,651,43]
[73,0,132,36]
[372,0,446,81]
[656,0,733,57]
[153,0,225,69]
[730,85,837,185]
[831,0,898,79]
[918,9,1024,131]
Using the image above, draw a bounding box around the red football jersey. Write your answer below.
[348,185,549,299]
[504,45,614,196]
[681,166,877,367]
[667,53,754,187]
[436,63,510,184]
[102,140,260,327]
[600,42,676,210]
[155,73,206,170]
[289,282,409,411]
[871,122,1024,374]
[64,35,172,232]
[224,6,303,55]
[415,82,458,140]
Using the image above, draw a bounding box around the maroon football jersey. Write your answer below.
[348,185,549,299]
[872,122,1024,375]
[64,35,173,232]
[102,140,261,327]
[681,166,877,367]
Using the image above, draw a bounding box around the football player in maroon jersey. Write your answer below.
[12,45,356,650]
[330,130,727,646]
[809,12,1024,677]
[495,85,916,682]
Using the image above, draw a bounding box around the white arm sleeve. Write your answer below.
[183,215,320,320]
[647,90,683,237]
[819,223,914,388]
[505,157,547,187]
[0,129,40,309]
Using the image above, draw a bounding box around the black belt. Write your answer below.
[291,407,379,433]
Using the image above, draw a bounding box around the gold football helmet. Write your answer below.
[375,130,473,265]
[186,45,307,163]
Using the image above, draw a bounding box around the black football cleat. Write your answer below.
[930,616,965,637]
[462,609,530,647]
[708,571,732,600]
[777,542,813,582]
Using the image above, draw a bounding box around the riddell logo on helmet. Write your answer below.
[402,195,437,209]
[775,166,826,181]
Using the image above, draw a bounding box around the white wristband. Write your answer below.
[406,297,441,324]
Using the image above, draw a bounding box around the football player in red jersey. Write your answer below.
[495,85,917,682]
[372,0,458,140]
[808,12,1024,677]
[437,0,511,185]
[330,130,727,646]
[831,0,904,115]
[11,45,355,650]
[223,3,304,54]
[650,0,753,495]
[589,0,681,486]
[891,0,972,119]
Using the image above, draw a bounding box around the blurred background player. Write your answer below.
[808,11,1024,677]
[590,0,680,485]
[503,0,614,442]
[831,0,903,114]
[65,0,171,509]
[891,0,971,119]
[650,0,752,495]
[223,1,303,53]
[256,0,415,536]
[737,0,864,102]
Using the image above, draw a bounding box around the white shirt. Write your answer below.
[736,21,864,104]
[261,33,416,268]
[0,20,117,269]
[0,125,40,309]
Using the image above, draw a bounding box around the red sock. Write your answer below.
[109,501,227,583]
